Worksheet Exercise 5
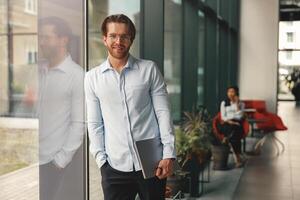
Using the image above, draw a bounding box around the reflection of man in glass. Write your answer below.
[38,17,84,200]
[85,14,176,200]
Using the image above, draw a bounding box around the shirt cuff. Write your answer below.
[95,153,107,168]
[162,144,176,160]
[53,150,73,168]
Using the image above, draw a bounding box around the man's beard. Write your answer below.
[40,46,58,60]
[107,44,130,59]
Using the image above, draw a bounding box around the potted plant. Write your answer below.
[167,107,211,197]
[181,107,212,166]
[165,128,190,198]
[285,68,300,101]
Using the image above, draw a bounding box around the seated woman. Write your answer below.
[218,86,246,168]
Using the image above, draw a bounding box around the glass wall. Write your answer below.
[164,0,182,121]
[0,0,86,200]
[87,1,140,199]
[203,0,240,114]
[0,0,39,199]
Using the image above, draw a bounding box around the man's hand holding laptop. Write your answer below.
[156,158,174,179]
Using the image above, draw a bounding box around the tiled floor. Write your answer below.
[233,101,300,200]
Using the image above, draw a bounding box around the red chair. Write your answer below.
[212,112,250,152]
[243,100,287,155]
[243,100,287,132]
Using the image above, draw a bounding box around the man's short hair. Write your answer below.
[40,17,72,39]
[101,14,136,42]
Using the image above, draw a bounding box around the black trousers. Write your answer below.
[100,162,166,200]
[218,121,243,154]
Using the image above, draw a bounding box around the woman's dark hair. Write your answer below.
[101,14,136,42]
[224,86,239,106]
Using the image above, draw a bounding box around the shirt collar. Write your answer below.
[100,54,137,73]
[48,54,72,73]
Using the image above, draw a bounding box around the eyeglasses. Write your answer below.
[107,34,131,42]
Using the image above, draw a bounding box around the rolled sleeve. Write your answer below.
[149,62,176,160]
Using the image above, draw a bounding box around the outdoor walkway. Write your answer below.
[0,164,39,200]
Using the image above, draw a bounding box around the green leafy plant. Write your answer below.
[182,107,212,151]
[175,107,212,167]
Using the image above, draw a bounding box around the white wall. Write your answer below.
[238,0,279,112]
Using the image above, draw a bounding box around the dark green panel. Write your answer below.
[197,10,205,106]
[218,26,229,102]
[140,0,164,73]
[228,32,238,86]
[182,0,199,112]
[220,0,229,21]
[164,0,183,121]
[204,15,219,115]
[205,0,219,13]
[229,0,239,30]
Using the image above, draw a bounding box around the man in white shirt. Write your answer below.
[85,14,176,200]
[38,17,84,200]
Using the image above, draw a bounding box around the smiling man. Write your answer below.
[84,14,176,200]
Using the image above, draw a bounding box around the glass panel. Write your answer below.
[197,10,205,106]
[0,0,39,199]
[164,0,182,121]
[88,1,140,199]
[37,1,86,200]
[278,21,300,101]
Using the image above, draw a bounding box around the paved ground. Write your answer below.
[234,101,300,200]
[0,164,39,200]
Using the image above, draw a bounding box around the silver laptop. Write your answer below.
[134,137,163,179]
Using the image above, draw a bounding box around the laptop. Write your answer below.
[134,137,163,179]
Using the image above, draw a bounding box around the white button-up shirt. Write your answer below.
[38,55,85,168]
[220,100,245,121]
[85,54,176,172]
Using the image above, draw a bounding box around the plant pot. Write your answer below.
[193,149,207,166]
[211,144,230,170]
[182,157,201,197]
